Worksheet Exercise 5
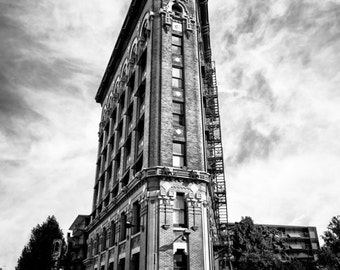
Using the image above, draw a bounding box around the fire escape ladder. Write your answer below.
[203,62,228,231]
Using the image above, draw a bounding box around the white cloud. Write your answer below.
[212,0,340,240]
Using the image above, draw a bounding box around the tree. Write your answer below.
[230,217,303,270]
[16,215,64,270]
[317,216,340,270]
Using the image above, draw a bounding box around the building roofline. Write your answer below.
[228,222,317,230]
[95,0,148,104]
[95,0,211,104]
[69,215,90,230]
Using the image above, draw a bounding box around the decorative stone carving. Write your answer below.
[162,166,174,176]
[189,170,199,179]
[159,0,195,35]
[168,189,175,198]
[191,225,198,231]
[161,224,170,230]
[195,191,202,202]
[160,186,167,196]
[203,200,209,208]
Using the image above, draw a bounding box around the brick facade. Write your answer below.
[73,0,219,269]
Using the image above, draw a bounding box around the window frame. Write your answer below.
[119,212,127,241]
[172,35,183,55]
[110,221,116,247]
[173,102,185,127]
[132,201,141,235]
[173,142,186,168]
[173,192,187,228]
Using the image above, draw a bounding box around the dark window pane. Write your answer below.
[173,115,185,126]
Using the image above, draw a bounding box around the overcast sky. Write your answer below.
[1,0,339,269]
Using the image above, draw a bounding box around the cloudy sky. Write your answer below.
[0,0,339,268]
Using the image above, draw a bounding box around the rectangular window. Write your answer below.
[173,102,185,126]
[106,166,112,193]
[173,193,187,227]
[172,36,182,55]
[118,258,125,270]
[172,45,182,55]
[136,119,144,156]
[132,202,141,235]
[172,67,183,89]
[115,150,121,179]
[172,36,182,46]
[138,91,145,118]
[120,213,127,241]
[126,103,134,134]
[117,121,123,146]
[124,138,132,171]
[110,221,116,247]
[173,142,185,167]
[172,67,183,79]
[134,154,143,175]
[172,78,183,88]
[130,253,140,270]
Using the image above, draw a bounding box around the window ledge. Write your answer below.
[173,227,188,232]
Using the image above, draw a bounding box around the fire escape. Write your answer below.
[203,61,228,237]
[203,62,231,269]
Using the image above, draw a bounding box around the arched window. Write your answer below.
[141,22,148,42]
[174,249,188,270]
[131,44,137,64]
[172,4,183,16]
[122,64,128,82]
[102,105,107,121]
[115,80,120,95]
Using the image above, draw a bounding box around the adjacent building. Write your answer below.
[70,0,228,269]
[226,223,320,268]
[66,215,90,270]
[268,224,320,266]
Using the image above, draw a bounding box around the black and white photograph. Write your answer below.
[0,0,339,269]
